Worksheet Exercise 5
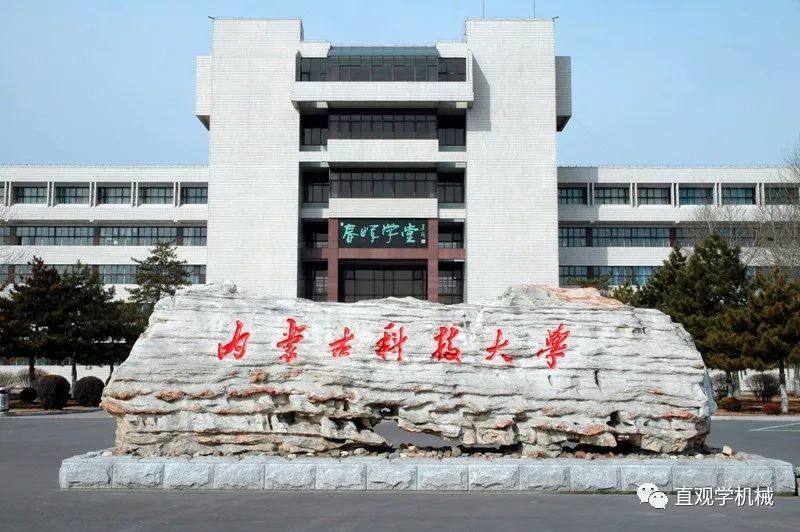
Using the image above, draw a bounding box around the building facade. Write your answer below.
[0,18,792,306]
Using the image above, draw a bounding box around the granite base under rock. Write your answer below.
[59,452,797,494]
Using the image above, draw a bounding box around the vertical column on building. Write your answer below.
[427,218,439,303]
[326,218,339,302]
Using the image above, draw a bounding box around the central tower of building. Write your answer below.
[199,18,570,303]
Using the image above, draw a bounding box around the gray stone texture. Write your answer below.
[264,463,316,490]
[469,464,519,491]
[366,464,417,491]
[59,455,797,494]
[112,462,163,489]
[621,465,672,491]
[673,466,722,489]
[417,465,468,491]
[520,464,569,492]
[164,463,213,489]
[212,463,264,489]
[102,283,714,458]
[59,460,112,489]
[316,463,366,490]
[722,465,773,488]
[569,465,619,492]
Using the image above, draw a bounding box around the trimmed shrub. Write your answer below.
[718,396,742,412]
[746,373,780,403]
[711,373,728,401]
[74,376,104,407]
[35,375,70,410]
[14,368,49,389]
[19,387,37,404]
[762,403,781,415]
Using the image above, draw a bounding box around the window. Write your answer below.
[437,174,465,204]
[638,187,670,205]
[181,186,208,205]
[97,186,131,205]
[0,226,12,245]
[53,264,85,276]
[183,227,207,246]
[438,223,464,248]
[679,187,713,205]
[559,227,587,247]
[592,227,670,247]
[438,57,467,81]
[676,227,691,247]
[14,186,47,204]
[99,265,137,284]
[99,227,177,246]
[139,186,174,205]
[0,264,9,283]
[299,55,462,83]
[595,266,657,286]
[302,222,328,248]
[765,186,798,205]
[12,264,33,284]
[300,115,328,146]
[301,265,328,302]
[559,266,588,286]
[722,186,755,205]
[331,169,436,199]
[594,187,629,205]
[341,265,427,302]
[558,187,587,205]
[16,226,93,246]
[55,186,90,204]
[301,172,330,204]
[438,114,465,147]
[438,263,464,304]
[716,226,756,247]
[184,265,206,285]
[99,227,137,246]
[329,110,437,140]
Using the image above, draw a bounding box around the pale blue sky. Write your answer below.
[1,0,798,166]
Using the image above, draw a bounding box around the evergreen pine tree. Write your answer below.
[60,263,117,394]
[127,242,189,312]
[0,259,70,383]
[712,269,800,413]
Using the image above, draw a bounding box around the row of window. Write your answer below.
[1,264,206,285]
[302,170,465,203]
[297,55,466,82]
[300,111,465,146]
[558,226,758,248]
[558,185,797,206]
[559,266,658,287]
[0,226,206,246]
[5,185,207,206]
[559,264,778,287]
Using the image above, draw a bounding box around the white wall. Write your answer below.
[206,19,303,296]
[464,19,560,301]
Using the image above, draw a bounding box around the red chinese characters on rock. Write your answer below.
[329,327,355,358]
[485,328,512,363]
[535,323,571,369]
[276,318,308,363]
[375,322,408,363]
[217,320,251,360]
[432,325,462,362]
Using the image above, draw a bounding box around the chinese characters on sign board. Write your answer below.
[339,219,427,248]
[217,319,571,369]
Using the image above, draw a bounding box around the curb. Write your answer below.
[58,452,798,494]
[712,415,800,421]
[1,408,103,418]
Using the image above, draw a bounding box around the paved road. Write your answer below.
[0,413,798,532]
